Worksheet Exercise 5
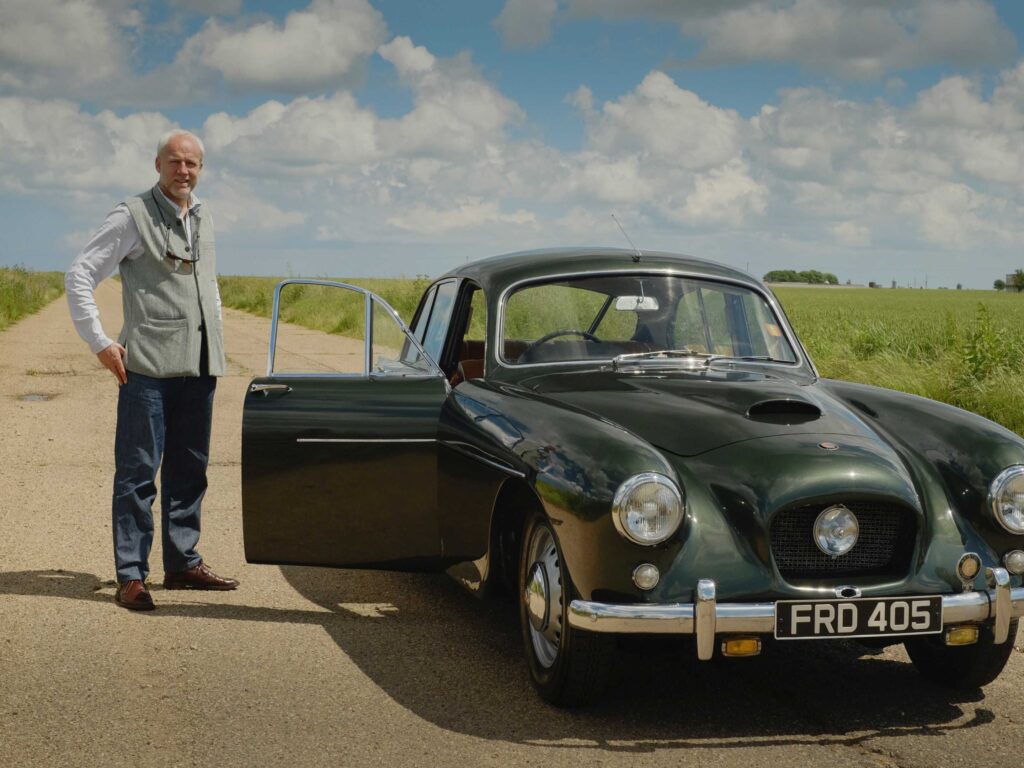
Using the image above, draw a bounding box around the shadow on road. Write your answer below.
[0,567,997,751]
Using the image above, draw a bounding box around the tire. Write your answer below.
[904,620,1018,689]
[519,512,615,707]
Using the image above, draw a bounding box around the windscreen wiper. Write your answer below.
[612,350,780,370]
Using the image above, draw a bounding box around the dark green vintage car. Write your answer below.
[242,248,1024,706]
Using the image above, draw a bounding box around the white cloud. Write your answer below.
[210,173,307,234]
[387,198,535,235]
[566,85,594,113]
[557,206,607,235]
[192,0,387,91]
[833,221,871,247]
[494,0,558,49]
[204,93,380,173]
[678,159,767,225]
[582,71,743,169]
[909,73,1024,184]
[742,73,1024,253]
[0,0,385,105]
[377,37,523,159]
[554,72,765,230]
[0,97,170,195]
[0,0,136,95]
[202,36,523,179]
[897,183,988,248]
[569,0,1016,80]
[554,154,650,204]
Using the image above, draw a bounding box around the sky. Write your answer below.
[3,0,1024,288]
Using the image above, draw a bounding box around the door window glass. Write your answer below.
[271,282,365,374]
[372,298,434,376]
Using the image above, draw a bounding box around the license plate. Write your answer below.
[775,596,943,640]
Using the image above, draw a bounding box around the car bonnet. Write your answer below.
[521,368,879,457]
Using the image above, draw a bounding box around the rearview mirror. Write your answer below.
[615,296,659,311]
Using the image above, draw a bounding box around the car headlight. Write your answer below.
[990,466,1024,534]
[612,473,684,546]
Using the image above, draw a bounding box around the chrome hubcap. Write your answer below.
[525,563,549,631]
[524,523,563,669]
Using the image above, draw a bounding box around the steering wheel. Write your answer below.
[519,329,602,362]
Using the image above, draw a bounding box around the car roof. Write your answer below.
[438,247,762,294]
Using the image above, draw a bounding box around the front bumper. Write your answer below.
[568,568,1024,661]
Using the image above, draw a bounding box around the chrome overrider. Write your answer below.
[568,568,1024,661]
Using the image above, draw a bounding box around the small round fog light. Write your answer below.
[813,505,859,556]
[632,563,660,591]
[957,552,982,582]
[1003,550,1024,575]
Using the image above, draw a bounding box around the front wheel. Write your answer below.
[519,512,614,706]
[904,620,1018,689]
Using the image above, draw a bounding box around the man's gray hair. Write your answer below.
[156,129,206,159]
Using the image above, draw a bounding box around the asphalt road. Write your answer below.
[1,284,1022,768]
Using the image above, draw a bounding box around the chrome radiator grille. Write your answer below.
[770,501,916,579]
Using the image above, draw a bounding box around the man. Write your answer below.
[66,129,238,610]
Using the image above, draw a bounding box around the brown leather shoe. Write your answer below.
[163,561,239,591]
[115,580,155,611]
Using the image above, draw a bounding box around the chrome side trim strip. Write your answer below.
[568,586,1024,642]
[441,440,527,478]
[296,438,437,444]
[567,602,695,634]
[249,383,292,395]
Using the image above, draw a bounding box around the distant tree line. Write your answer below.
[764,269,839,285]
[994,270,1024,291]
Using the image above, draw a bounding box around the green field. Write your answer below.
[773,286,1024,434]
[218,276,1024,436]
[0,267,65,332]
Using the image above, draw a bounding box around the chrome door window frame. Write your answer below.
[266,278,445,380]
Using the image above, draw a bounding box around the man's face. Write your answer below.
[155,135,203,205]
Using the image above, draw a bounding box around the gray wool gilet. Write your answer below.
[119,187,225,378]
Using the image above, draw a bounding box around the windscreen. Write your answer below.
[501,274,797,365]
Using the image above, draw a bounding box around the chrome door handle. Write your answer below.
[249,383,292,396]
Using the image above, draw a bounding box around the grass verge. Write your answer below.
[0,267,65,332]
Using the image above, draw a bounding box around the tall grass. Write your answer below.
[774,287,1024,434]
[0,267,65,331]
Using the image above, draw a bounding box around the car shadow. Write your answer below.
[0,567,999,751]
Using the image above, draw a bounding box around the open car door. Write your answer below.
[242,280,448,570]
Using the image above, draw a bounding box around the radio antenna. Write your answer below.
[611,213,641,262]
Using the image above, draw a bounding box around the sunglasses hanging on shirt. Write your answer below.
[154,191,200,267]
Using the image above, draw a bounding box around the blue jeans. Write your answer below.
[112,372,217,582]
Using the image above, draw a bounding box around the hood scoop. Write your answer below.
[747,398,821,425]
